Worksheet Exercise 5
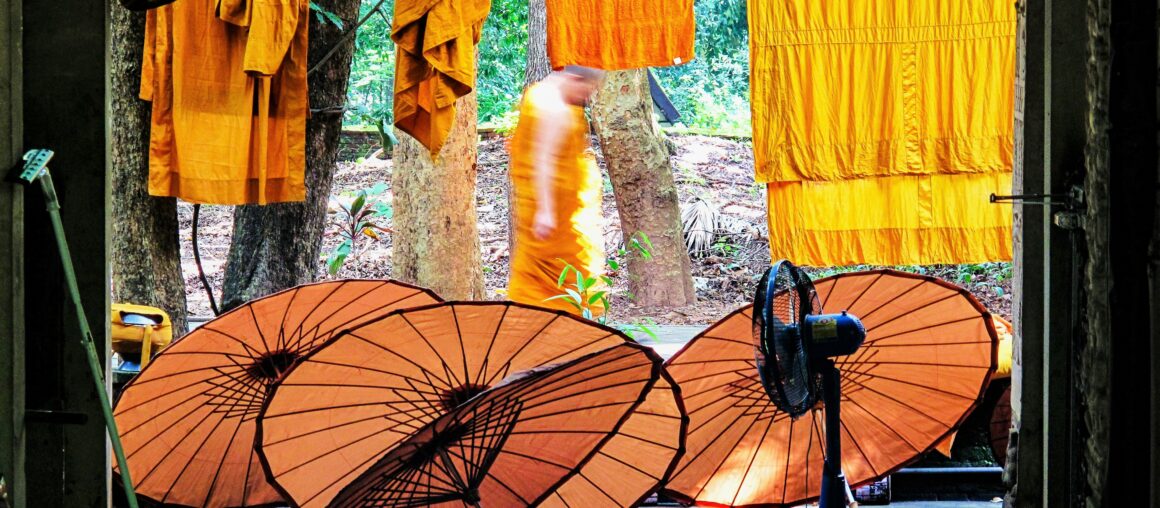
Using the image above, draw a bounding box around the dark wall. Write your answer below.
[1100,0,1159,503]
[21,0,111,504]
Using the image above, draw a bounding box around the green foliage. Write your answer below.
[345,0,527,133]
[546,233,656,342]
[476,0,528,122]
[489,108,522,137]
[546,263,613,323]
[653,0,751,134]
[342,0,752,133]
[310,1,345,29]
[326,185,392,275]
[345,0,396,135]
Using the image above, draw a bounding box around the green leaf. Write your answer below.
[607,258,620,271]
[351,192,367,215]
[565,288,583,304]
[584,276,598,290]
[639,325,658,341]
[587,291,606,305]
[557,265,572,288]
[327,253,348,275]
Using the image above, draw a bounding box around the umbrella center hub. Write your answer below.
[249,350,300,381]
[440,384,489,410]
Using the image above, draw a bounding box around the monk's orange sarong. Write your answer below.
[142,0,307,205]
[546,0,695,71]
[507,84,606,317]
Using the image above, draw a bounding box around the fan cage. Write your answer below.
[754,261,823,417]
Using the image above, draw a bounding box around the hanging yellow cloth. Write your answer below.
[546,0,695,70]
[766,173,1014,266]
[751,0,1017,266]
[141,0,308,205]
[507,84,606,317]
[392,0,491,154]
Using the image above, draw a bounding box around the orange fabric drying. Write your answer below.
[327,343,662,507]
[752,0,1017,266]
[766,173,1014,266]
[112,280,440,508]
[507,84,606,316]
[749,0,1017,182]
[141,0,308,205]
[392,0,491,154]
[258,302,683,508]
[546,0,695,70]
[663,270,997,507]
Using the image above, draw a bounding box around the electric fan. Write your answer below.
[753,260,867,507]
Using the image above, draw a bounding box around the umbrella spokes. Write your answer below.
[248,350,302,381]
[440,383,491,411]
[333,396,523,508]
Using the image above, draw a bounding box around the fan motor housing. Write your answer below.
[802,312,866,358]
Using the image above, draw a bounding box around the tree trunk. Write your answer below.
[525,0,551,86]
[109,6,188,334]
[220,0,360,311]
[391,93,485,300]
[592,70,695,308]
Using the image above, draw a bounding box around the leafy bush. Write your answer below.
[326,184,392,275]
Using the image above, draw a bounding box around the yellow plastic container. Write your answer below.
[111,303,173,369]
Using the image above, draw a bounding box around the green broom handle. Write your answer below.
[38,172,140,508]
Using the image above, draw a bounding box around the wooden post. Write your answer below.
[0,0,25,504]
[1009,0,1046,505]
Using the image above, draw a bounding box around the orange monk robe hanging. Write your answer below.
[546,0,695,70]
[751,0,1017,266]
[141,0,308,205]
[392,0,491,154]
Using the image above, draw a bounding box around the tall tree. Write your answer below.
[221,0,361,310]
[109,6,188,333]
[392,92,486,300]
[525,0,550,85]
[592,70,696,308]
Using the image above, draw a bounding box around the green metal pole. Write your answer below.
[37,171,140,508]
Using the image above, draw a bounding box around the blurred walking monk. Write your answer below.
[508,66,607,317]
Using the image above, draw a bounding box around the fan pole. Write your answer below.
[820,361,847,508]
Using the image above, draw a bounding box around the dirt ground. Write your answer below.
[178,133,1013,325]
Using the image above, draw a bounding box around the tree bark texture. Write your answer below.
[109,6,189,334]
[592,70,695,308]
[391,93,485,300]
[1082,0,1111,504]
[1004,2,1028,503]
[525,0,551,86]
[221,0,360,311]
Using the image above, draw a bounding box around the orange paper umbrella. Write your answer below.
[663,270,997,507]
[258,302,685,508]
[327,342,663,507]
[113,280,441,508]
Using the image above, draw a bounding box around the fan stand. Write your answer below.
[819,361,849,508]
